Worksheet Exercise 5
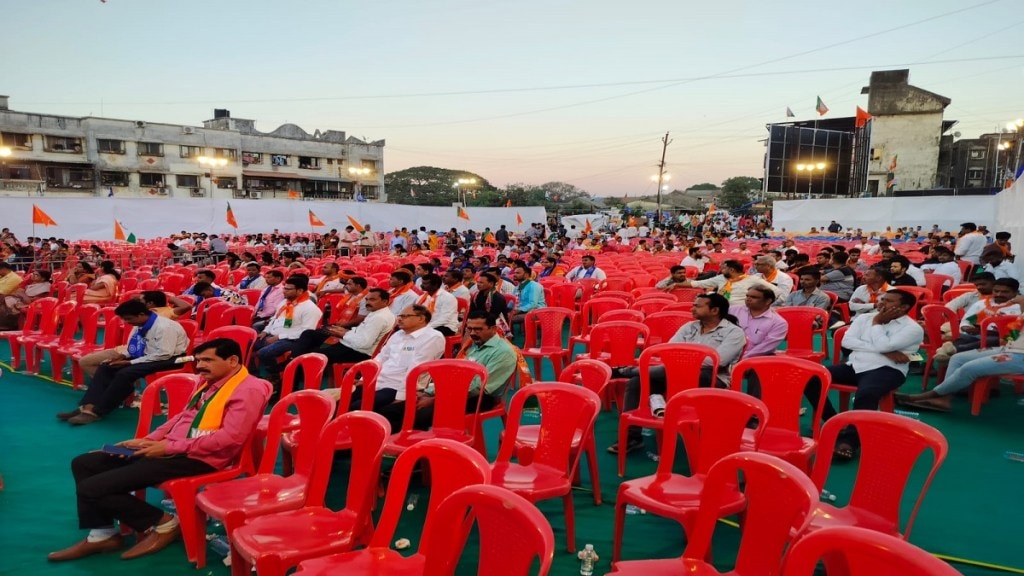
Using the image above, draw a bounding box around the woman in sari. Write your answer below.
[68,262,96,286]
[0,270,52,328]
[83,260,120,304]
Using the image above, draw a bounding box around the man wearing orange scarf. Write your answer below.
[388,269,419,315]
[48,338,270,562]
[253,274,323,387]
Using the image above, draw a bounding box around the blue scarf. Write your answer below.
[126,313,157,359]
[239,275,258,289]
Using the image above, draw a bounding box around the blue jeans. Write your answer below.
[933,349,1024,396]
[254,337,301,376]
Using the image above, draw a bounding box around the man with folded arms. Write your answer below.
[291,288,395,364]
[48,338,271,561]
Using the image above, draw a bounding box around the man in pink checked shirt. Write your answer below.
[732,285,789,398]
[48,338,271,563]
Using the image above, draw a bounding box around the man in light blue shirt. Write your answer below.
[510,262,546,334]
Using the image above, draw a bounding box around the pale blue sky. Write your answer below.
[4,0,1022,196]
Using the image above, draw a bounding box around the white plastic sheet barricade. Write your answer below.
[772,196,997,236]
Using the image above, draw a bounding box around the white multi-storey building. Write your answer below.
[0,96,385,201]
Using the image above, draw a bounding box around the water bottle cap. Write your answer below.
[584,544,594,550]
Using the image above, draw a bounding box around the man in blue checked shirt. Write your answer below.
[509,262,546,335]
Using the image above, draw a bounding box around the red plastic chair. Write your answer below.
[782,526,964,576]
[919,304,960,389]
[547,282,581,310]
[285,440,491,576]
[157,379,273,566]
[0,297,56,370]
[385,359,489,456]
[223,304,254,328]
[252,352,329,466]
[33,303,100,381]
[19,300,76,374]
[443,297,470,358]
[239,288,263,307]
[133,373,202,439]
[192,390,336,568]
[599,290,636,305]
[577,321,650,411]
[192,296,225,326]
[610,453,819,575]
[601,309,646,323]
[196,301,233,335]
[568,297,628,357]
[630,298,676,316]
[897,287,930,319]
[521,307,574,379]
[68,313,123,389]
[671,287,705,303]
[731,356,832,473]
[924,273,953,301]
[966,315,1024,415]
[490,382,602,552]
[805,411,948,540]
[775,306,829,363]
[612,389,769,562]
[617,343,719,477]
[643,311,692,346]
[830,326,895,413]
[663,301,695,313]
[602,277,636,292]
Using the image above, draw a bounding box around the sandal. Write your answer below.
[832,442,857,463]
[897,398,952,413]
[607,438,644,455]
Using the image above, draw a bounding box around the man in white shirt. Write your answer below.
[315,288,395,365]
[565,255,607,282]
[681,259,782,306]
[979,246,1021,282]
[416,273,460,336]
[920,246,962,285]
[387,270,420,315]
[945,272,995,314]
[444,269,471,300]
[954,222,988,264]
[367,304,446,429]
[253,274,323,387]
[804,289,924,459]
[752,255,793,298]
[237,262,267,291]
[731,241,752,255]
[680,247,708,273]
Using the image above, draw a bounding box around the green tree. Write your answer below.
[383,166,494,206]
[718,176,762,209]
[689,182,718,190]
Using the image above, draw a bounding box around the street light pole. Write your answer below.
[795,162,826,199]
[654,132,671,227]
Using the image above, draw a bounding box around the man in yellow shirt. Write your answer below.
[0,262,23,296]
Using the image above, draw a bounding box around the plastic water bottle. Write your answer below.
[649,394,666,417]
[624,504,647,515]
[641,428,653,437]
[160,498,176,513]
[207,534,231,565]
[820,489,838,502]
[1003,451,1024,462]
[406,493,419,511]
[577,543,598,576]
[894,409,920,420]
[645,450,660,462]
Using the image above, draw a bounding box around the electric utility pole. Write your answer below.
[655,132,672,227]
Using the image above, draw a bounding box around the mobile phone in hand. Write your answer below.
[102,444,138,458]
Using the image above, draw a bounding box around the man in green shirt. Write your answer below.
[413,311,518,429]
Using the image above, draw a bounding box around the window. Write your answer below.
[967,169,985,180]
[298,156,321,169]
[180,145,204,158]
[45,136,83,153]
[100,171,129,186]
[326,158,334,165]
[969,149,986,160]
[216,177,238,189]
[271,154,288,167]
[241,151,262,165]
[214,148,237,161]
[96,139,125,154]
[176,174,199,188]
[138,142,163,156]
[361,159,377,170]
[4,133,32,149]
[361,185,380,199]
[139,173,165,187]
[7,165,32,179]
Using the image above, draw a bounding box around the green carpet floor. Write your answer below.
[1,342,1021,575]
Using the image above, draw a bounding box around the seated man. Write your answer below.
[933,278,1020,361]
[250,270,285,332]
[291,287,395,364]
[182,269,220,296]
[782,268,831,311]
[57,299,189,426]
[443,269,471,300]
[679,259,782,306]
[889,255,924,287]
[945,272,995,314]
[752,255,793,299]
[565,255,607,282]
[387,269,420,315]
[470,271,509,321]
[174,282,247,319]
[314,262,346,297]
[330,276,371,327]
[847,266,892,317]
[978,245,1021,281]
[733,286,789,398]
[416,273,460,337]
[48,339,271,562]
[803,290,923,461]
[237,262,266,290]
[411,311,519,429]
[655,265,689,292]
[610,293,746,454]
[253,274,323,386]
[898,311,1024,412]
[509,262,546,333]
[820,252,856,302]
[920,246,962,285]
[366,305,446,429]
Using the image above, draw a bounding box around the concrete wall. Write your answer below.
[867,112,945,192]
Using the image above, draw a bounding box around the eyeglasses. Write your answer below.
[397,313,423,319]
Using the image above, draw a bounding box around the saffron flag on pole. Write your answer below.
[32,204,57,226]
[815,96,829,116]
[516,212,523,225]
[287,189,299,199]
[308,209,325,227]
[347,215,364,232]
[226,202,238,229]
[583,218,593,235]
[114,219,127,241]
[855,106,872,128]
[457,206,470,221]
[785,106,796,118]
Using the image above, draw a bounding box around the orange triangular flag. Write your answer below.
[32,204,57,226]
[516,212,523,225]
[288,189,299,199]
[457,206,470,220]
[583,218,592,235]
[347,215,364,233]
[114,219,126,241]
[226,202,238,229]
[308,209,325,227]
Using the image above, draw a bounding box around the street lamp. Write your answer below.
[650,173,670,226]
[453,177,478,206]
[0,146,10,185]
[349,166,372,200]
[795,162,826,199]
[198,155,228,198]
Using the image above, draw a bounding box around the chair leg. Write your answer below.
[229,548,252,576]
[585,435,602,505]
[921,354,932,391]
[612,497,627,563]
[562,492,576,553]
[617,417,629,477]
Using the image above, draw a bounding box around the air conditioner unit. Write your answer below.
[135,121,146,128]
[182,126,195,135]
[158,187,170,196]
[189,187,204,197]
[249,190,262,199]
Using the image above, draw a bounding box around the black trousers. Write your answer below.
[72,451,215,532]
[434,326,456,337]
[804,364,906,448]
[623,365,717,441]
[80,359,181,416]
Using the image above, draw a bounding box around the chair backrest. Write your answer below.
[335,359,382,412]
[895,286,930,318]
[586,320,650,366]
[72,304,103,349]
[602,277,635,293]
[782,526,963,576]
[307,411,390,511]
[598,289,635,305]
[420,485,555,576]
[810,411,949,538]
[203,325,258,365]
[193,296,225,326]
[547,283,581,310]
[53,302,87,345]
[222,304,254,327]
[259,389,336,476]
[643,311,692,346]
[776,306,829,355]
[369,439,492,551]
[579,297,627,334]
[496,383,602,476]
[598,309,645,323]
[979,314,1021,348]
[133,373,202,438]
[941,286,975,304]
[684,453,819,575]
[280,352,329,396]
[523,307,574,351]
[920,304,960,345]
[199,301,234,332]
[924,274,953,300]
[638,343,719,416]
[671,287,706,303]
[731,356,832,438]
[657,389,769,478]
[400,360,489,434]
[558,359,612,397]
